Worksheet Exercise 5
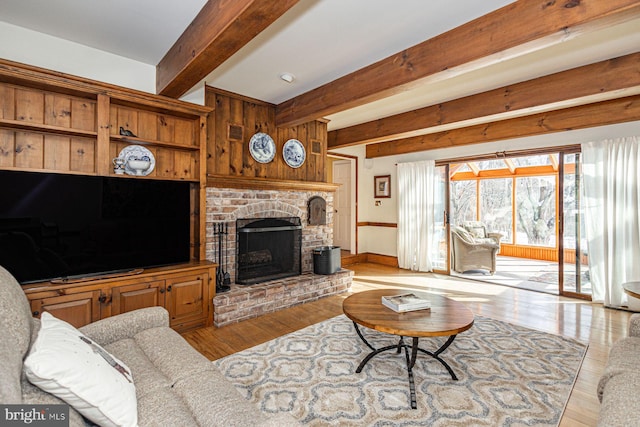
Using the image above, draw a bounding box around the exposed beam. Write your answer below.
[156,0,299,98]
[366,95,640,158]
[276,0,640,128]
[328,52,640,148]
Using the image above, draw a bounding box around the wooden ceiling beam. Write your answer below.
[156,0,299,98]
[276,0,640,128]
[328,52,640,148]
[365,95,640,158]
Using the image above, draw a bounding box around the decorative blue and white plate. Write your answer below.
[249,133,276,163]
[118,145,155,176]
[283,139,306,168]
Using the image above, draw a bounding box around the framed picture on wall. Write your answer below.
[374,175,391,198]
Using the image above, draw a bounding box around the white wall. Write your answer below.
[0,22,157,93]
[0,21,206,105]
[334,120,640,257]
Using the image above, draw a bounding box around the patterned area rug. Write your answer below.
[214,315,587,426]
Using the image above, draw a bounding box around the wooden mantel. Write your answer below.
[207,174,339,192]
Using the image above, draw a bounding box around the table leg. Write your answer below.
[352,321,375,351]
[351,322,459,409]
[414,334,458,380]
[405,337,419,409]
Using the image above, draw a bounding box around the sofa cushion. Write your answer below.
[129,326,299,426]
[24,312,137,427]
[173,369,299,427]
[0,265,34,403]
[597,369,640,427]
[137,387,199,427]
[103,338,172,399]
[133,326,214,383]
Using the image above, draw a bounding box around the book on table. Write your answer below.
[381,293,431,313]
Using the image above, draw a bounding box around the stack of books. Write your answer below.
[381,293,431,313]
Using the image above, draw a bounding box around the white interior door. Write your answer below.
[333,161,351,251]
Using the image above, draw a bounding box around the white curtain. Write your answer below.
[582,136,640,307]
[397,160,436,271]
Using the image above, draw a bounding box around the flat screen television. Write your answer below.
[0,170,191,284]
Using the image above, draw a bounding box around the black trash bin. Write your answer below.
[313,246,341,275]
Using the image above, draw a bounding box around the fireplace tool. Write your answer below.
[215,223,231,293]
[222,223,231,286]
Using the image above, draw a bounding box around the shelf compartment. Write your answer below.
[0,128,96,174]
[109,104,200,150]
[110,141,200,181]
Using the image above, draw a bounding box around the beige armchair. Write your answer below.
[462,221,503,248]
[451,226,500,274]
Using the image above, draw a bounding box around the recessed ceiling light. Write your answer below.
[280,73,295,83]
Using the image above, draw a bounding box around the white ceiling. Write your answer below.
[1,0,638,133]
[0,0,208,64]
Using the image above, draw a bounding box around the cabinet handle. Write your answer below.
[160,287,165,293]
[98,295,107,304]
[167,285,172,292]
[32,311,40,316]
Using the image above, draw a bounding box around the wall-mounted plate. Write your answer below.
[249,132,275,163]
[283,139,305,168]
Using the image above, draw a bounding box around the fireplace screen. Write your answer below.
[236,217,302,285]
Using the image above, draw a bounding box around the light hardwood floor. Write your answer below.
[182,263,631,427]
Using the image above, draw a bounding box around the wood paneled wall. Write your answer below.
[205,86,327,182]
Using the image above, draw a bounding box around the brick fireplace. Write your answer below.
[206,186,352,326]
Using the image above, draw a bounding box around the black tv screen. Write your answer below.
[0,170,191,284]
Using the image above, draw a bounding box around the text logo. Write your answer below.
[0,405,68,427]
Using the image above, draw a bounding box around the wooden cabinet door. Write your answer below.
[110,280,165,316]
[165,273,208,331]
[30,290,101,328]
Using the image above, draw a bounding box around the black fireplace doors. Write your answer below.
[236,217,302,285]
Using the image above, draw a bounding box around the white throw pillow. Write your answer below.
[24,312,137,427]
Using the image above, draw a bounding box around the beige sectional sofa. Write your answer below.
[597,313,640,426]
[0,265,298,426]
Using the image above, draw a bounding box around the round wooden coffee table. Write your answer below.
[342,289,474,409]
[624,282,640,299]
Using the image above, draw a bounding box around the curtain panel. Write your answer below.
[582,136,640,307]
[397,160,436,271]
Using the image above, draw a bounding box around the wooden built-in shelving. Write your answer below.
[23,261,218,332]
[0,58,214,332]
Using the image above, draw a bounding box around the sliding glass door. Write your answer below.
[443,148,591,299]
[560,153,591,298]
[431,165,449,273]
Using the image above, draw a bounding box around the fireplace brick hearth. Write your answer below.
[213,269,353,327]
[206,186,352,326]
